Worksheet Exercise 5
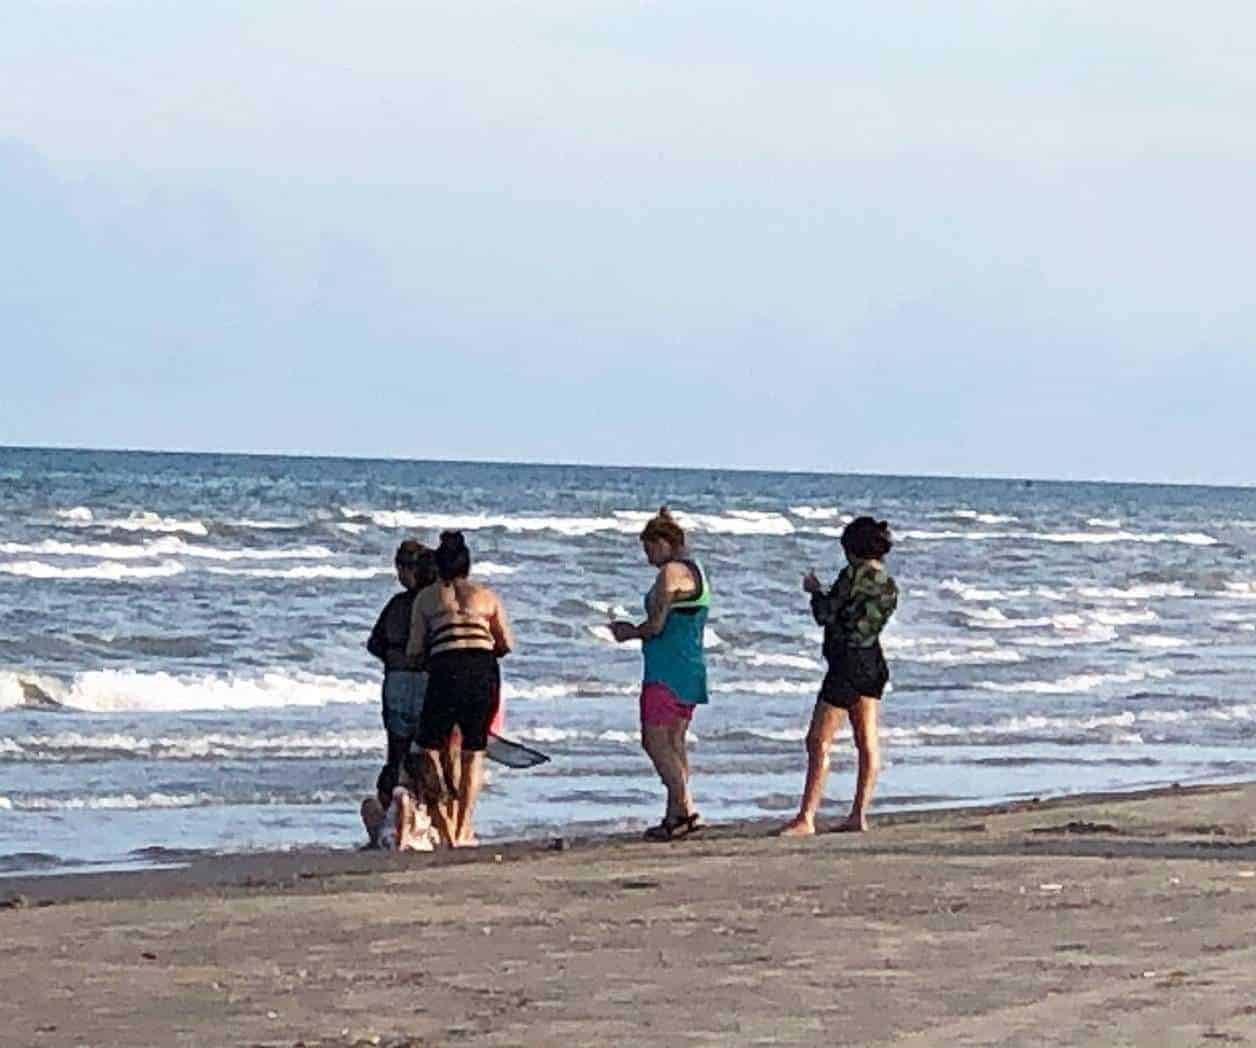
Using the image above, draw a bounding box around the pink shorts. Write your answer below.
[640,683,696,727]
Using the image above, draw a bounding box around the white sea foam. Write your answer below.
[948,510,1019,525]
[1087,517,1123,528]
[1224,581,1256,599]
[900,529,1009,542]
[0,728,388,761]
[206,565,384,580]
[474,562,519,577]
[585,599,634,619]
[228,519,306,530]
[716,678,815,695]
[0,796,11,810]
[0,670,375,713]
[962,607,1054,630]
[1015,624,1118,647]
[14,792,213,811]
[789,506,849,522]
[58,510,209,536]
[0,559,186,581]
[885,634,1004,651]
[336,523,368,535]
[940,578,1029,602]
[975,667,1172,695]
[1086,608,1159,627]
[885,711,1144,745]
[732,650,822,671]
[897,647,1024,665]
[883,635,1024,663]
[887,701,1256,746]
[901,528,1218,547]
[1078,583,1195,600]
[0,537,335,562]
[342,507,796,537]
[499,681,611,701]
[1130,635,1190,650]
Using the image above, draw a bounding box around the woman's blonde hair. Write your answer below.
[639,505,686,548]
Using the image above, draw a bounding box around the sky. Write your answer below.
[2,1,1253,484]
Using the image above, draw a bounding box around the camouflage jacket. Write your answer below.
[810,559,898,656]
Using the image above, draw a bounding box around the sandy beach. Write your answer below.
[1,782,1254,1047]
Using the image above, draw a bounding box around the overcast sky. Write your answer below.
[2,2,1253,483]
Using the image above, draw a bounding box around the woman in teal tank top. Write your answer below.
[610,507,710,841]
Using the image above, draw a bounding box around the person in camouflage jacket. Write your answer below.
[781,516,897,836]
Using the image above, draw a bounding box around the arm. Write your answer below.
[611,563,683,642]
[808,569,850,626]
[489,595,515,658]
[366,603,390,663]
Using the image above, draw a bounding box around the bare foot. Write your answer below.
[778,816,816,837]
[455,834,480,849]
[428,807,455,848]
[835,815,868,833]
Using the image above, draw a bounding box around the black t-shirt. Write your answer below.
[367,588,420,672]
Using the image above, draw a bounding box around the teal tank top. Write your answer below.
[642,559,710,705]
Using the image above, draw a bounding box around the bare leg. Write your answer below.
[441,727,463,837]
[454,750,486,846]
[780,701,847,836]
[361,795,386,846]
[392,788,417,850]
[840,697,881,831]
[668,719,695,817]
[419,748,455,847]
[642,722,690,821]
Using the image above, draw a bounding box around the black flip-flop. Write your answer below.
[643,812,704,842]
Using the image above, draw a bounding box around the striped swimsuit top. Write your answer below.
[426,591,497,658]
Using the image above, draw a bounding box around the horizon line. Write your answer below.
[1,441,1251,492]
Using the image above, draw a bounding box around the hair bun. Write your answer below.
[438,530,466,550]
[877,520,889,531]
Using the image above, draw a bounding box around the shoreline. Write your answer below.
[3,777,1251,907]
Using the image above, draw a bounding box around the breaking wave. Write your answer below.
[205,565,385,580]
[0,537,335,562]
[0,670,376,713]
[975,667,1173,695]
[0,559,186,581]
[56,509,208,536]
[901,528,1217,546]
[340,507,797,537]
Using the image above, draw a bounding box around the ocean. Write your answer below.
[2,447,1255,875]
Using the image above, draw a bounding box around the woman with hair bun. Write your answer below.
[781,516,898,836]
[407,530,514,846]
[610,506,711,841]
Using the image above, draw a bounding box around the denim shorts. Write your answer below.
[381,671,428,739]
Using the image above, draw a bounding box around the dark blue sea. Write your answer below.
[2,447,1255,875]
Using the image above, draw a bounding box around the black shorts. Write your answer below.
[418,649,498,752]
[818,643,889,710]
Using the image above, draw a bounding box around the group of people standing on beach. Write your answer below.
[361,506,898,850]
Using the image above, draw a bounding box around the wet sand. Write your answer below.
[3,782,1255,1047]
